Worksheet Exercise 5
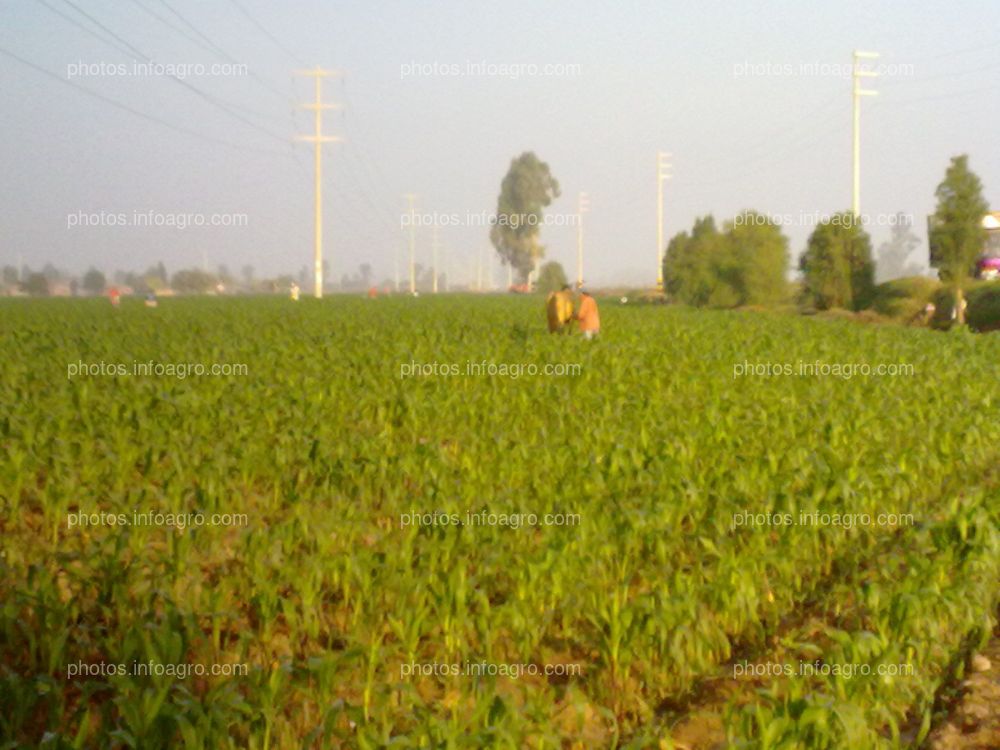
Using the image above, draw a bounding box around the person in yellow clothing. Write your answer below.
[546,284,575,333]
[575,289,600,339]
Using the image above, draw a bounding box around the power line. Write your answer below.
[0,45,292,159]
[681,101,844,189]
[42,0,293,145]
[226,0,306,67]
[154,0,235,63]
[151,0,292,104]
[36,0,135,59]
[125,0,228,60]
[60,0,149,59]
[681,116,847,192]
[339,80,402,224]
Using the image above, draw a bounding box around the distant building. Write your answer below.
[978,211,1000,279]
[984,211,1000,255]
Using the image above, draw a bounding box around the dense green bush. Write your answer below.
[663,212,789,308]
[799,214,876,311]
[932,281,1000,331]
[871,276,941,321]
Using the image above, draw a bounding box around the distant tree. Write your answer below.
[241,264,255,287]
[489,152,561,283]
[24,272,49,296]
[154,261,167,282]
[799,214,875,310]
[876,216,924,282]
[171,268,216,294]
[726,212,790,305]
[82,268,106,295]
[929,155,989,325]
[536,261,568,294]
[663,216,737,307]
[2,265,18,286]
[359,263,373,288]
[41,263,63,282]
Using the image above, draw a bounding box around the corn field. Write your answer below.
[1,295,998,748]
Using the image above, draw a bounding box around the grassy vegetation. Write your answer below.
[1,295,998,748]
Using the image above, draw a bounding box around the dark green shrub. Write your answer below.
[871,276,941,321]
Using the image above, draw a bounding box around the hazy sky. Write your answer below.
[2,0,998,287]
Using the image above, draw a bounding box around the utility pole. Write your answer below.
[403,193,417,294]
[657,151,672,290]
[394,241,400,293]
[431,225,440,294]
[444,246,450,292]
[576,192,589,287]
[852,51,878,218]
[295,66,341,299]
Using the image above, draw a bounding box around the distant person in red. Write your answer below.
[368,286,378,299]
[108,287,120,307]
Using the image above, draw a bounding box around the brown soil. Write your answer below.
[925,632,1000,750]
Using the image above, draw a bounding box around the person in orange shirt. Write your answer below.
[575,289,600,339]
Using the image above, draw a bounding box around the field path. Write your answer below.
[926,626,1000,750]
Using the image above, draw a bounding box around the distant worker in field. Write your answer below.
[546,284,574,333]
[290,282,300,302]
[575,288,600,339]
[109,287,120,307]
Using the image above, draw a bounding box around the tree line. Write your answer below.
[662,155,990,323]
